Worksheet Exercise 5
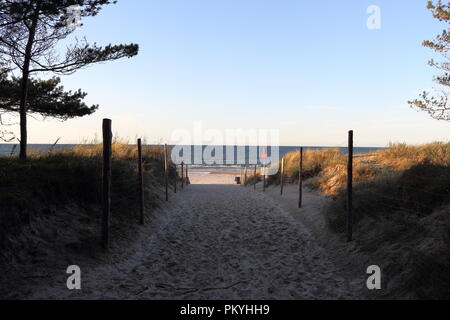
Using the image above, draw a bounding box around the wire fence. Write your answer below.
[2,122,448,246]
[239,132,450,242]
[111,150,188,249]
[0,144,17,157]
[95,119,191,249]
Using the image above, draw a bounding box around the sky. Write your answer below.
[11,0,450,147]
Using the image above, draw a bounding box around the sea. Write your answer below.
[0,144,383,168]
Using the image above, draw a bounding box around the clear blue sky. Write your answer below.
[25,0,449,146]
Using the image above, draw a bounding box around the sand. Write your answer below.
[22,173,358,300]
[189,172,238,185]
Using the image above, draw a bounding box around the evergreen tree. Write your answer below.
[409,1,450,121]
[0,74,97,120]
[0,0,139,159]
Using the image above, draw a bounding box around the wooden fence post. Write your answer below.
[174,164,177,194]
[347,130,354,242]
[240,167,243,184]
[280,158,285,196]
[9,145,17,157]
[254,165,257,190]
[138,139,144,225]
[244,166,248,186]
[102,119,112,249]
[299,147,303,209]
[263,165,266,192]
[181,162,185,190]
[164,144,169,202]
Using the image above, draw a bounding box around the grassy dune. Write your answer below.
[0,142,177,271]
[260,142,449,194]
[262,142,450,299]
[264,142,450,234]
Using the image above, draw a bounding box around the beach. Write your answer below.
[18,172,359,300]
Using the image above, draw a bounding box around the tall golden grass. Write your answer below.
[282,148,346,179]
[375,142,450,169]
[25,138,166,161]
[0,139,173,249]
[263,142,450,195]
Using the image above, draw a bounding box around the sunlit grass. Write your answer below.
[261,142,450,195]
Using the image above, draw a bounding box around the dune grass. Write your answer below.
[254,148,347,187]
[0,141,176,252]
[265,142,450,229]
[259,142,450,196]
[375,142,450,169]
[282,148,346,180]
[315,142,450,234]
[325,163,450,233]
[324,162,450,299]
[282,142,450,299]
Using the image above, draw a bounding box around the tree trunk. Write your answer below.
[19,75,28,160]
[19,10,39,160]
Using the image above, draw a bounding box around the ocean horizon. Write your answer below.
[0,144,384,165]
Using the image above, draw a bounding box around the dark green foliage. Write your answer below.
[0,0,139,75]
[0,0,139,158]
[0,75,98,119]
[409,1,450,121]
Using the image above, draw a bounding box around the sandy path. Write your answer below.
[27,177,356,300]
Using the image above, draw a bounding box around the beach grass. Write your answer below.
[0,141,176,253]
[263,141,450,299]
[258,142,450,195]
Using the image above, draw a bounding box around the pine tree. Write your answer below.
[0,74,97,120]
[409,1,450,122]
[0,1,139,159]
